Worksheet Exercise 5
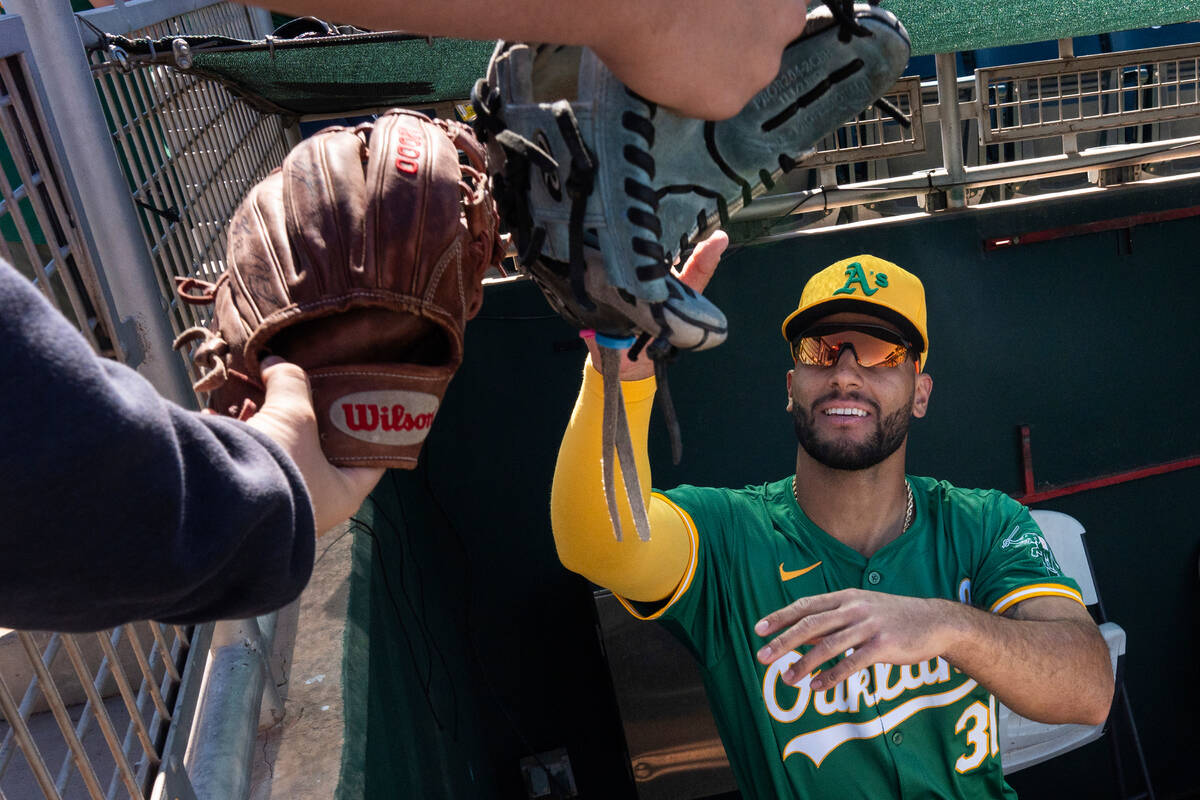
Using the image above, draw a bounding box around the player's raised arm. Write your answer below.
[550,234,726,602]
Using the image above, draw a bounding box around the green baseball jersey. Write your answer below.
[618,474,1083,800]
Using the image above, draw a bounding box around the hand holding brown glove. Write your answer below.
[246,357,384,534]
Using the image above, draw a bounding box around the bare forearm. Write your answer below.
[757,590,1114,727]
[939,600,1114,725]
[256,1,807,119]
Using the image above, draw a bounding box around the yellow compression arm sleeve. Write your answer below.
[551,359,694,602]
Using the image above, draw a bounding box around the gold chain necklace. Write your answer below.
[792,477,915,533]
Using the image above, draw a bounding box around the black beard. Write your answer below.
[792,393,912,470]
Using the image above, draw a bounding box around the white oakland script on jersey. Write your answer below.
[762,651,977,767]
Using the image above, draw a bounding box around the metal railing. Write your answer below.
[82,0,295,381]
[799,76,927,167]
[734,39,1200,240]
[0,25,115,358]
[977,42,1200,144]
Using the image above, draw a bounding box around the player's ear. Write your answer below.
[785,370,795,412]
[912,371,932,418]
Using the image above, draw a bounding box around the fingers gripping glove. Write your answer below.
[173,109,504,468]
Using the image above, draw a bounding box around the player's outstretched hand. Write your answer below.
[753,588,954,690]
[585,230,729,381]
[591,0,809,119]
[246,357,385,534]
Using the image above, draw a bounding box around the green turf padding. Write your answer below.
[885,0,1199,55]
[189,37,493,115]
[338,478,501,800]
[337,526,370,800]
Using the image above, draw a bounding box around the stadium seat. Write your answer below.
[998,510,1155,799]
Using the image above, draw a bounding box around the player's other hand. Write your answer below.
[591,0,808,119]
[246,357,384,534]
[585,230,728,382]
[753,588,952,690]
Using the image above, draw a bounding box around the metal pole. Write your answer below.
[152,623,212,800]
[7,0,194,404]
[935,52,967,208]
[1058,39,1080,155]
[185,614,279,800]
[245,5,275,38]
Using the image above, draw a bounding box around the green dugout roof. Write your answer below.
[101,1,1200,117]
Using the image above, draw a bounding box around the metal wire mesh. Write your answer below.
[0,4,292,799]
[0,47,114,357]
[87,1,293,349]
[0,625,192,800]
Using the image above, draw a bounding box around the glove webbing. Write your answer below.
[599,344,652,542]
[471,79,549,268]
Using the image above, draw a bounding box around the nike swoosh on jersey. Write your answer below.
[779,561,822,581]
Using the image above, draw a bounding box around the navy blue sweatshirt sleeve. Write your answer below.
[0,260,316,632]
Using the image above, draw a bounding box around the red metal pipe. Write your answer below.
[983,204,1200,251]
[1019,425,1035,496]
[1013,455,1200,505]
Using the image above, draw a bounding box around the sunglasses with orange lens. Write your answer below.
[790,323,913,368]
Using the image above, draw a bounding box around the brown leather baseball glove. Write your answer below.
[174,109,504,468]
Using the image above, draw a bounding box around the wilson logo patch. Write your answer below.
[331,390,439,445]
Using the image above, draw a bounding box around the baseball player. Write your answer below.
[551,235,1115,798]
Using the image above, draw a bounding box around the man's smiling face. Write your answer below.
[786,312,931,471]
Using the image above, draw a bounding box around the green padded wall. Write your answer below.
[342,176,1200,798]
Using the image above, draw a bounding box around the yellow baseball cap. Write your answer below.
[780,255,928,369]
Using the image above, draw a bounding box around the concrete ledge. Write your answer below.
[248,523,353,800]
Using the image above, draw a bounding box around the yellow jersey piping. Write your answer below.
[990,583,1084,615]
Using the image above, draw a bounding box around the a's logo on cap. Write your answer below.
[331,390,440,445]
[832,261,888,297]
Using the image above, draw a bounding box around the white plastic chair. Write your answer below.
[996,510,1154,799]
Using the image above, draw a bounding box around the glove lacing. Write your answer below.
[172,276,262,420]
